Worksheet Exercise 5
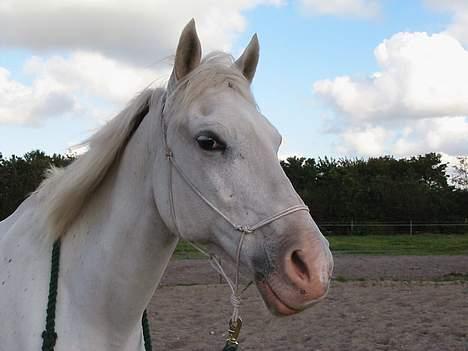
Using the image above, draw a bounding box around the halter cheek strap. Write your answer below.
[159,93,309,346]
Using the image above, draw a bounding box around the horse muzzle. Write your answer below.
[255,233,333,316]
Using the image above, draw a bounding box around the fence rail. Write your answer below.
[318,221,468,235]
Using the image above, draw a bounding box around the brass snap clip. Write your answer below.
[226,317,243,345]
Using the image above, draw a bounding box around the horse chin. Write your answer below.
[255,275,329,316]
[255,279,303,316]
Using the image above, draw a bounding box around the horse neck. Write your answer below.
[58,108,178,347]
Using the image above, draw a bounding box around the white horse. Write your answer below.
[0,20,333,351]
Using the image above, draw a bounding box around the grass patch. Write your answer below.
[328,234,468,255]
[332,272,468,283]
[173,234,468,258]
[435,272,468,281]
[173,240,205,259]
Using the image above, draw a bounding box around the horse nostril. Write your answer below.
[291,250,310,281]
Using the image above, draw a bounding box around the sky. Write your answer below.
[1,0,468,164]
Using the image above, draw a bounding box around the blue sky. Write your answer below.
[1,0,467,162]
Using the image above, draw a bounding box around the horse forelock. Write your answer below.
[166,52,256,112]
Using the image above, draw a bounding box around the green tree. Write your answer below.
[0,150,75,220]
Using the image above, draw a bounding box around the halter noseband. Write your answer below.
[159,91,309,347]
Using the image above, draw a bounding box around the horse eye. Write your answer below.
[196,135,225,151]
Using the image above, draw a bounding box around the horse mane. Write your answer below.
[35,52,254,241]
[36,88,164,240]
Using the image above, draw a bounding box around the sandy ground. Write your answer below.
[148,255,468,350]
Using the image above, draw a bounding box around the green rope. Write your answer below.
[222,341,239,350]
[41,239,154,351]
[41,239,61,351]
[41,239,238,351]
[142,309,152,351]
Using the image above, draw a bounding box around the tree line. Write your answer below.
[281,153,468,233]
[0,151,74,221]
[1,150,467,234]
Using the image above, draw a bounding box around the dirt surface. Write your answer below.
[159,255,468,286]
[149,256,468,350]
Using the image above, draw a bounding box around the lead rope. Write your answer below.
[42,239,153,351]
[41,240,60,351]
[141,310,153,351]
[160,93,309,350]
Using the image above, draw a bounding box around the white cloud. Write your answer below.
[0,52,164,126]
[0,0,283,126]
[425,0,468,45]
[314,32,468,158]
[25,52,162,105]
[0,0,283,66]
[0,66,76,125]
[336,117,468,158]
[300,0,380,19]
[314,32,468,123]
[338,126,389,156]
[393,117,468,156]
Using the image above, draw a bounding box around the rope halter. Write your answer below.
[159,92,309,346]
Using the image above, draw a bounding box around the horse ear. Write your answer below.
[174,19,202,80]
[235,34,260,83]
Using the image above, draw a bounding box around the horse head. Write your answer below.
[152,20,333,316]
